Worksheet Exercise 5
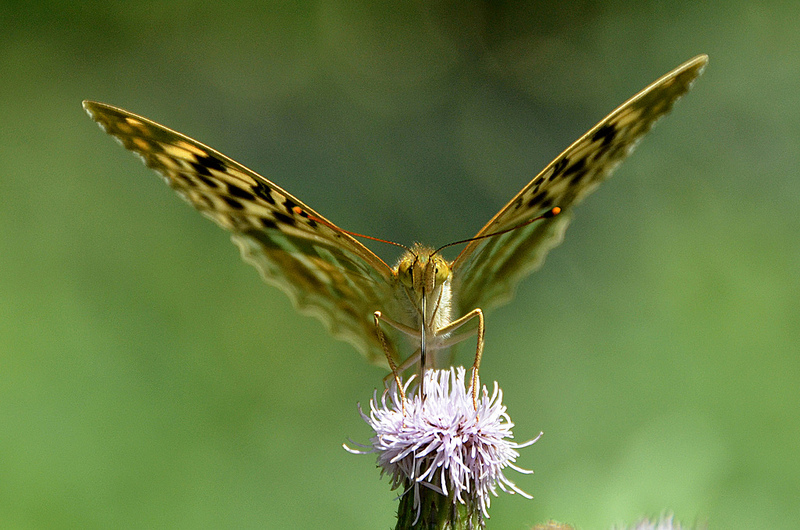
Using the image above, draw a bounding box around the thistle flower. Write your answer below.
[615,514,695,530]
[537,513,696,530]
[346,367,541,529]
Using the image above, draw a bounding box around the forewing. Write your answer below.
[452,55,707,314]
[84,101,397,364]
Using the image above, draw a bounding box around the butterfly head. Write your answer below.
[396,245,452,305]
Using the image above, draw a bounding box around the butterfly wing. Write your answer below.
[451,55,708,314]
[84,101,398,364]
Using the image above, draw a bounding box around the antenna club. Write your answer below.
[546,206,561,218]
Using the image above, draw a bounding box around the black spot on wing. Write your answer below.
[195,193,215,210]
[550,157,568,179]
[196,174,219,188]
[586,140,613,165]
[528,190,548,208]
[564,157,589,186]
[196,153,226,173]
[260,217,279,230]
[227,183,256,201]
[172,173,194,187]
[223,196,244,210]
[273,210,295,227]
[191,161,213,177]
[251,181,276,204]
[592,123,617,146]
[569,169,589,186]
[564,157,586,177]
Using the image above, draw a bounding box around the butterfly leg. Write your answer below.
[374,311,408,410]
[373,311,422,372]
[436,308,485,410]
[381,347,422,388]
[394,347,421,374]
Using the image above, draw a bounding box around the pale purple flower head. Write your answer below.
[615,514,692,530]
[346,366,541,523]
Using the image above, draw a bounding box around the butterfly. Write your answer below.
[84,54,707,386]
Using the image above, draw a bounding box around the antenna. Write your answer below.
[292,206,412,253]
[293,205,561,259]
[434,206,561,255]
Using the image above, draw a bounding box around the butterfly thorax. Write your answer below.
[395,244,454,343]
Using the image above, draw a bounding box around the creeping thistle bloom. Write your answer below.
[538,514,694,530]
[616,514,693,530]
[346,367,541,529]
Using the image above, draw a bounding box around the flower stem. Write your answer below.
[395,478,483,530]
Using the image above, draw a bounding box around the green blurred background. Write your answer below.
[2,1,798,528]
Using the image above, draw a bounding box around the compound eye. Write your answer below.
[434,262,450,285]
[398,261,414,288]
